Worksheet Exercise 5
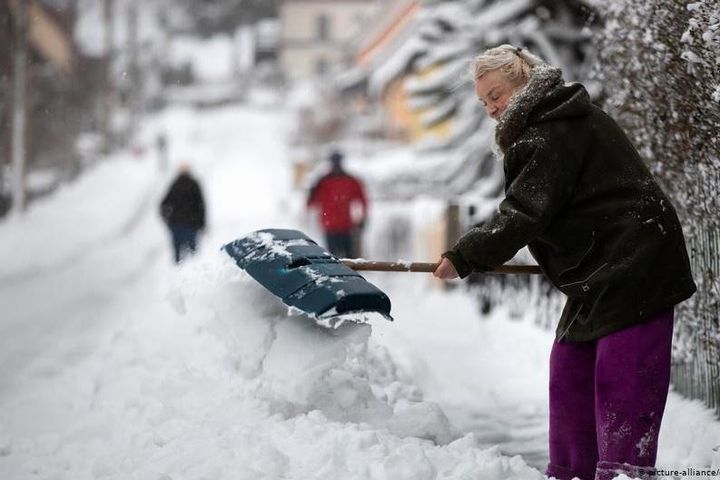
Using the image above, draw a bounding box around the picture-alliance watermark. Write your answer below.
[654,467,720,478]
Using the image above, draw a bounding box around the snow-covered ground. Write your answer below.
[1,100,718,479]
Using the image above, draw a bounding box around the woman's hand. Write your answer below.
[433,257,459,280]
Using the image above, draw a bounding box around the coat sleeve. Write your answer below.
[160,183,175,222]
[307,177,323,207]
[195,183,206,229]
[443,136,583,278]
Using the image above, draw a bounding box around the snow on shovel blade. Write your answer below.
[222,229,392,324]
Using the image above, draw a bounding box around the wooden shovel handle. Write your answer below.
[341,259,543,275]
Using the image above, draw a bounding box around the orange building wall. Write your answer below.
[382,67,452,143]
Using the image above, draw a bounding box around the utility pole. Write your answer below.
[11,0,29,214]
[102,0,115,155]
[127,0,140,128]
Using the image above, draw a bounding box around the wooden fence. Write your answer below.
[668,166,720,417]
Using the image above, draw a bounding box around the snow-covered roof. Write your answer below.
[420,95,458,127]
[368,34,428,96]
[333,66,368,92]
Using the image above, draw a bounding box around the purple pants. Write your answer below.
[546,310,674,480]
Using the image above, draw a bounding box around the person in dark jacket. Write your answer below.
[307,150,368,258]
[160,164,206,263]
[433,45,696,480]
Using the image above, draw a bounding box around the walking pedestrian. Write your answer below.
[307,150,368,258]
[160,163,206,263]
[433,45,696,480]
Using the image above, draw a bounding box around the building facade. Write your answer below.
[279,0,379,79]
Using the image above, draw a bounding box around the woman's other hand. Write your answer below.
[433,257,459,279]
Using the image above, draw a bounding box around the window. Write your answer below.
[317,14,330,41]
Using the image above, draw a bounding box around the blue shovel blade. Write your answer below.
[222,229,392,320]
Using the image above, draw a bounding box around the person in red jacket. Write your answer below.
[307,150,368,258]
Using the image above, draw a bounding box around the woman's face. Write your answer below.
[474,69,521,121]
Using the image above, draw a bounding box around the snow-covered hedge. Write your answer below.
[591,0,720,416]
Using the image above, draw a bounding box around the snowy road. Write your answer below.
[1,101,718,479]
[0,166,164,395]
[0,105,294,394]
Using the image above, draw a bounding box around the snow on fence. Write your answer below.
[467,273,564,332]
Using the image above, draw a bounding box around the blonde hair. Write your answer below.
[470,44,545,87]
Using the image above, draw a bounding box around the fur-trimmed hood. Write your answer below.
[495,65,590,153]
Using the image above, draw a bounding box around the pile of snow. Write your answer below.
[166,258,450,435]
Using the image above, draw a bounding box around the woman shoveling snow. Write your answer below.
[434,45,696,480]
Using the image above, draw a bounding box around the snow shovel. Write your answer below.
[222,229,542,324]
